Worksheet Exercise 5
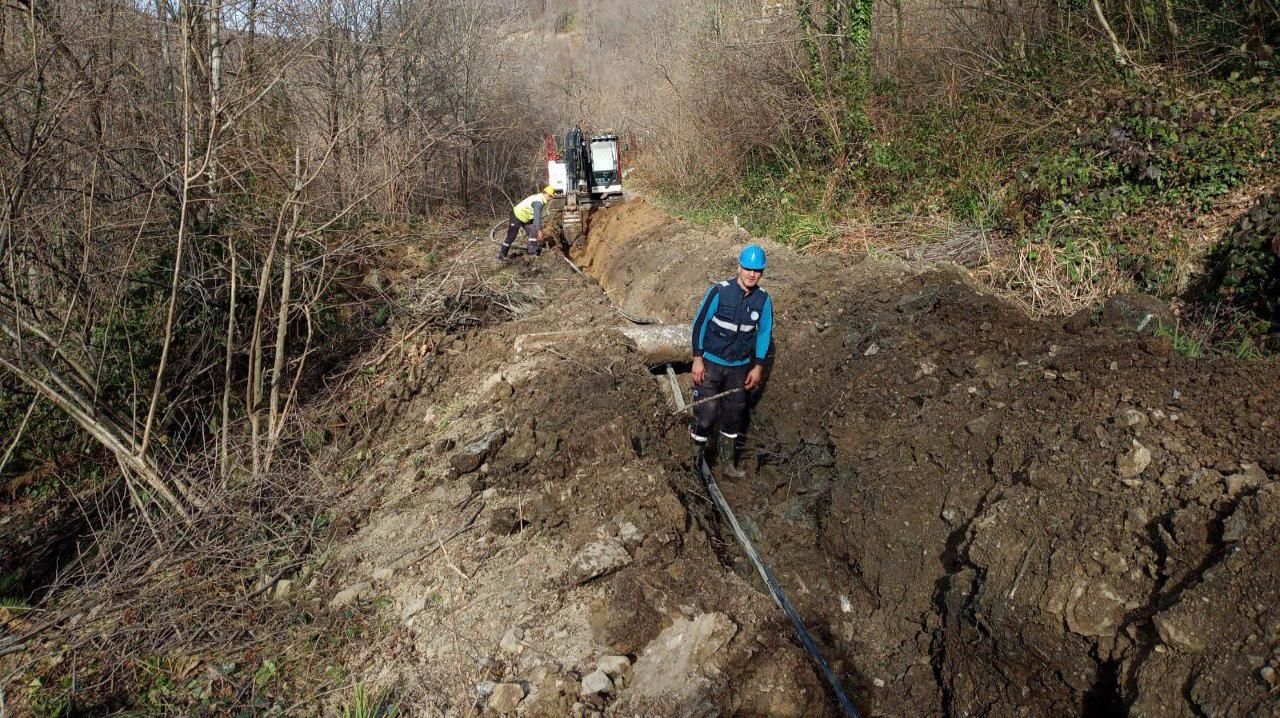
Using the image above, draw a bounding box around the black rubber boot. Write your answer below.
[720,439,745,479]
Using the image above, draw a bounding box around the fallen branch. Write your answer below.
[0,608,74,659]
[338,319,431,379]
[671,386,744,416]
[430,513,469,581]
[389,504,484,570]
[239,558,308,605]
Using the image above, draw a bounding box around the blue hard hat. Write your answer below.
[739,244,767,271]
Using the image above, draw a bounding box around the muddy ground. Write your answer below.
[319,199,1280,717]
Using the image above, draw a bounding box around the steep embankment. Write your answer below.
[322,199,1279,717]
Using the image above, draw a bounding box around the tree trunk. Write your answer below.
[1093,0,1130,66]
[220,234,236,484]
[155,0,175,104]
[1162,0,1178,38]
[208,0,222,196]
[267,150,303,461]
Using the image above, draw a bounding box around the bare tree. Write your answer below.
[0,0,539,515]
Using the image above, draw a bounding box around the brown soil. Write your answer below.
[321,198,1280,717]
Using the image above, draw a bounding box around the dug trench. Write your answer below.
[323,199,1280,717]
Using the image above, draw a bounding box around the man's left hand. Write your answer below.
[744,365,763,391]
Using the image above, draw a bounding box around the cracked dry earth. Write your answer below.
[318,199,1280,717]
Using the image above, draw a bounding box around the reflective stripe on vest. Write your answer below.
[711,316,755,333]
[513,194,543,223]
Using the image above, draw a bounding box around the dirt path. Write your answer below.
[324,199,1280,717]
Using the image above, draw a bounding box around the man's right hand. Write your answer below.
[1271,234,1280,256]
[692,356,705,384]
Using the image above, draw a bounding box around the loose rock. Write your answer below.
[1117,440,1152,479]
[1224,462,1267,497]
[596,654,631,678]
[329,582,370,608]
[628,613,738,701]
[580,669,614,697]
[616,521,644,548]
[1155,614,1205,653]
[568,539,631,585]
[1098,294,1173,335]
[500,626,525,654]
[487,682,526,713]
[450,428,507,475]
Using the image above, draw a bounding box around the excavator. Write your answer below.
[545,126,623,247]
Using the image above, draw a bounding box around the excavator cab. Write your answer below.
[546,126,624,247]
[586,134,622,197]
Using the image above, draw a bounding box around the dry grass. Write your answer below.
[979,238,1133,317]
[0,446,338,715]
[0,229,549,716]
[1142,181,1278,295]
[801,213,1127,317]
[980,179,1279,318]
[809,176,1279,319]
[815,216,1012,268]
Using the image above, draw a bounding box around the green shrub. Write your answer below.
[1028,78,1271,225]
[1198,191,1280,324]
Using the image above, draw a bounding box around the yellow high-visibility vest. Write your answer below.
[513,193,544,223]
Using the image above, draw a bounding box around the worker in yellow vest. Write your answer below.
[498,185,556,260]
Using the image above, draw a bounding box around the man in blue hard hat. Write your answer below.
[689,244,775,478]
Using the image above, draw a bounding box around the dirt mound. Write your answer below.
[577,199,1280,716]
[572,200,828,324]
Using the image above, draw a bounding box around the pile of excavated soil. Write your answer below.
[577,200,1280,716]
[319,199,1280,717]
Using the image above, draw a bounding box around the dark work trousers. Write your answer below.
[499,211,539,258]
[690,361,750,444]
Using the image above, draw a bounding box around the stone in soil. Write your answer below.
[329,582,370,608]
[627,613,737,702]
[597,654,631,678]
[451,428,507,475]
[580,669,614,697]
[1117,439,1152,479]
[487,682,526,713]
[568,538,631,585]
[499,626,525,654]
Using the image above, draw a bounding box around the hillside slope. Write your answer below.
[318,199,1279,717]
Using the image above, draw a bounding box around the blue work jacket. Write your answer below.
[691,278,774,367]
